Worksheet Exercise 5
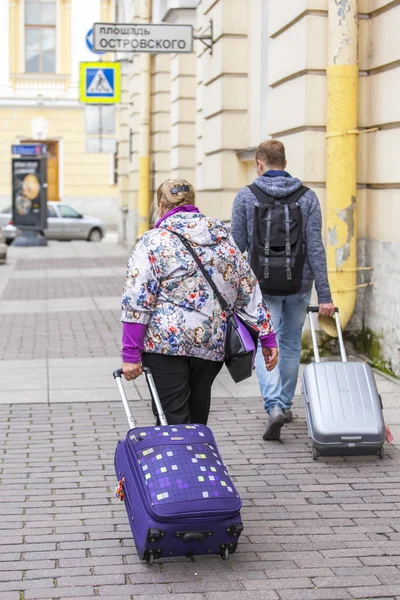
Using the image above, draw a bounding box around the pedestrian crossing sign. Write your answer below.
[79,62,121,104]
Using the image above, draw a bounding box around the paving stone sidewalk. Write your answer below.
[0,239,399,600]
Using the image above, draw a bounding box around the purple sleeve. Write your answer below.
[260,332,277,349]
[122,322,147,363]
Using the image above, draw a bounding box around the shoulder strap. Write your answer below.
[168,231,230,313]
[247,184,275,204]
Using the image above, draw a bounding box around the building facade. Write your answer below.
[0,0,119,225]
[117,0,400,375]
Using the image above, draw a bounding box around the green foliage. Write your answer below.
[344,326,398,378]
[301,330,340,364]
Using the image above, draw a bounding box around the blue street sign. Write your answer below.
[86,28,105,55]
[86,67,115,98]
[12,144,47,156]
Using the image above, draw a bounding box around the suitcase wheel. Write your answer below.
[221,547,229,561]
[312,448,319,461]
[147,553,155,566]
[378,446,384,459]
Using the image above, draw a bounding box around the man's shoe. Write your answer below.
[262,406,285,441]
[284,410,293,423]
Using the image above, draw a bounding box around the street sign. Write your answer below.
[93,22,193,53]
[86,28,105,55]
[79,62,121,104]
[85,138,117,154]
[84,105,116,135]
[12,144,47,156]
[12,157,48,231]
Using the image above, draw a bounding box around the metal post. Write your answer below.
[137,0,152,238]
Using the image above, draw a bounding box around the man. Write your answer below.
[231,140,334,441]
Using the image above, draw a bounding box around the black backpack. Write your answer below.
[247,184,309,296]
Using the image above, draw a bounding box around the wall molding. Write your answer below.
[270,9,327,39]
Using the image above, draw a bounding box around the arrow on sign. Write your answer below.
[86,28,105,55]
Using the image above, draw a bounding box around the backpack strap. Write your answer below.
[247,184,275,205]
[264,206,272,280]
[284,204,292,281]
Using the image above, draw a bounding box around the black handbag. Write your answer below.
[172,233,260,383]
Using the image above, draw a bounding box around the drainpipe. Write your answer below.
[137,0,152,238]
[321,0,359,337]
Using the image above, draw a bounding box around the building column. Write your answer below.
[117,62,131,244]
[9,0,22,77]
[126,54,142,245]
[170,53,196,183]
[151,54,172,205]
[196,0,249,220]
[100,0,112,21]
[137,0,152,238]
[122,0,143,245]
[59,0,72,76]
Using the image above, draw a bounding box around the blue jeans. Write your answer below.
[255,290,312,414]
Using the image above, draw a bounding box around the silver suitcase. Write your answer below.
[302,307,385,461]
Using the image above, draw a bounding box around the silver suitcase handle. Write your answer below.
[113,367,168,428]
[307,307,347,363]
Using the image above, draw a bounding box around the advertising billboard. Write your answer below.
[12,157,48,231]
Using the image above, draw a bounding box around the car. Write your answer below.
[2,223,17,245]
[0,227,7,263]
[0,202,106,244]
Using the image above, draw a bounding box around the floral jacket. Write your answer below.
[121,211,274,362]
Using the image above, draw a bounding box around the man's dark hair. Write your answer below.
[255,140,286,168]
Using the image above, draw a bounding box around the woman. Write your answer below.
[121,178,278,425]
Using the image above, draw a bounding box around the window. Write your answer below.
[59,205,80,218]
[47,205,56,218]
[25,0,56,73]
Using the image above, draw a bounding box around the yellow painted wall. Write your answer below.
[0,107,117,198]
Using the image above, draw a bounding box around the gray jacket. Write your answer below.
[231,174,332,304]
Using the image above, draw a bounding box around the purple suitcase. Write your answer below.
[113,367,243,565]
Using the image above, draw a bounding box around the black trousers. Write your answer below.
[142,353,223,426]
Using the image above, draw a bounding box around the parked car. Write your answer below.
[2,223,17,245]
[0,206,11,229]
[1,202,106,244]
[0,227,7,263]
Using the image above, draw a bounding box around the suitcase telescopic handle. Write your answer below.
[307,306,347,363]
[113,367,168,428]
[142,367,168,426]
[307,307,339,313]
[113,369,136,429]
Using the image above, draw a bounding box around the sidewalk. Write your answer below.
[0,237,400,600]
